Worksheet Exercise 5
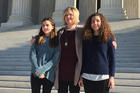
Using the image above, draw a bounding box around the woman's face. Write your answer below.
[64,9,75,26]
[42,20,54,36]
[91,15,101,32]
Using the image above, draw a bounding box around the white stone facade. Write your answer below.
[1,0,33,28]
[0,0,140,28]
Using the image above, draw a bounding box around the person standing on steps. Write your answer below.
[29,17,60,93]
[79,13,116,93]
[54,7,83,93]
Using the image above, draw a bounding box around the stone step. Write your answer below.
[0,73,140,89]
[117,42,140,45]
[0,87,31,93]
[0,76,29,82]
[116,47,140,50]
[115,73,140,79]
[0,81,30,89]
[116,50,140,53]
[0,87,60,93]
[116,58,140,63]
[110,86,140,93]
[0,58,30,61]
[116,67,140,73]
[116,54,140,58]
[116,63,140,68]
[0,49,30,52]
[0,62,30,66]
[117,41,140,43]
[0,58,29,61]
[0,54,30,58]
[116,58,140,60]
[0,73,139,81]
[0,66,31,71]
[0,79,139,89]
[0,71,30,76]
[0,52,29,55]
[115,79,140,87]
[0,84,139,93]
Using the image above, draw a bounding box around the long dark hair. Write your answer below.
[36,17,59,48]
[83,13,116,42]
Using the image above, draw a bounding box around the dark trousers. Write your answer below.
[83,78,109,93]
[58,80,80,93]
[31,74,53,93]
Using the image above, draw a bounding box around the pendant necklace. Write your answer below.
[64,34,69,46]
[64,30,72,47]
[64,26,76,47]
[65,41,68,46]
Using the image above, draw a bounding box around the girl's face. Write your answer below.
[42,20,54,36]
[91,15,101,32]
[64,9,75,26]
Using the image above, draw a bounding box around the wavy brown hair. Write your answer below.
[36,17,59,48]
[83,13,116,42]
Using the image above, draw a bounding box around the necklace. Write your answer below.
[65,41,68,46]
[64,29,75,47]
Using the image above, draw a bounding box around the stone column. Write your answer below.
[1,0,32,28]
[138,0,140,18]
[99,0,128,21]
[38,0,55,23]
[52,0,76,26]
[79,0,97,23]
[0,0,8,25]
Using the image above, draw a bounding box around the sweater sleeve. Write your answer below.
[81,40,86,75]
[29,43,39,69]
[108,37,116,77]
[36,46,60,76]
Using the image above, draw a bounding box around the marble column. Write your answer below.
[52,0,77,26]
[99,0,128,21]
[79,0,97,23]
[38,0,55,23]
[1,0,32,28]
[0,0,8,25]
[138,0,140,18]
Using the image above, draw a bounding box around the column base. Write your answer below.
[99,8,128,21]
[1,15,33,28]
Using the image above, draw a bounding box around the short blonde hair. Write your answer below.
[63,7,80,25]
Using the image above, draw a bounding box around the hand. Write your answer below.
[39,74,45,79]
[112,41,117,49]
[30,36,35,45]
[35,72,38,76]
[78,77,84,87]
[108,76,115,89]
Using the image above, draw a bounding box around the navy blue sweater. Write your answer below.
[82,36,115,77]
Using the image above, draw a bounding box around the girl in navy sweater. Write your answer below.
[29,17,59,93]
[79,13,116,93]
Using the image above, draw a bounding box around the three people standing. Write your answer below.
[29,7,116,93]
